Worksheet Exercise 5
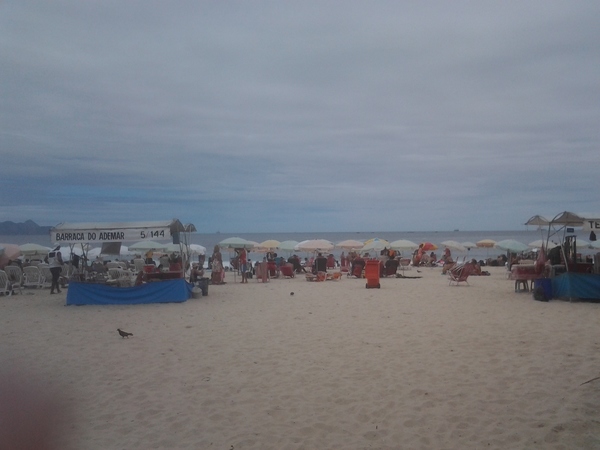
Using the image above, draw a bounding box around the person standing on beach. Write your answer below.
[48,249,63,294]
[211,245,224,284]
[237,247,248,283]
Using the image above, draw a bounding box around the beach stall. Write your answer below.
[51,219,196,305]
[523,211,600,301]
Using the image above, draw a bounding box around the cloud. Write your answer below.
[1,1,599,232]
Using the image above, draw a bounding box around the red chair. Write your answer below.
[448,262,475,286]
[279,264,295,278]
[267,261,278,278]
[510,247,547,291]
[326,255,336,269]
[351,259,365,278]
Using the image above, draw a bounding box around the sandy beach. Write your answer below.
[2,266,600,449]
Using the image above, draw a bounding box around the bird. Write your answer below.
[117,328,133,338]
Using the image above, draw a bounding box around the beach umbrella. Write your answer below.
[189,244,206,256]
[336,239,365,250]
[419,242,438,251]
[254,239,281,252]
[0,243,21,268]
[361,238,391,254]
[440,240,467,252]
[277,240,299,253]
[389,239,419,251]
[86,247,102,258]
[219,237,255,250]
[576,239,591,249]
[495,239,529,253]
[528,240,558,250]
[19,243,51,259]
[476,239,496,248]
[163,243,184,253]
[129,240,169,252]
[461,241,477,250]
[295,239,334,253]
[525,215,550,226]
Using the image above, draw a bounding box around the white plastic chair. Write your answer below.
[0,270,12,296]
[23,266,43,288]
[4,266,23,295]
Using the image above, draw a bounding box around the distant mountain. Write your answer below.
[0,220,51,235]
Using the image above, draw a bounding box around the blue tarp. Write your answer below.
[66,279,193,305]
[551,273,600,301]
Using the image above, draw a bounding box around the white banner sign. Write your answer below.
[583,219,600,231]
[51,227,170,244]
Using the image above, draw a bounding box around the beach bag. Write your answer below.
[533,286,548,302]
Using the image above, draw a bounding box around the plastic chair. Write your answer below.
[279,264,295,278]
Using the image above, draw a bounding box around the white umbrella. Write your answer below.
[163,243,184,253]
[219,237,255,249]
[576,239,591,249]
[336,239,365,250]
[591,241,600,250]
[528,240,558,250]
[277,240,299,252]
[389,239,419,251]
[461,241,477,250]
[360,238,390,254]
[129,240,169,252]
[440,240,467,252]
[86,247,102,258]
[19,243,51,258]
[295,239,334,253]
[189,244,206,256]
[495,239,529,253]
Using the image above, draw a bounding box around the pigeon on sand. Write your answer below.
[117,328,133,338]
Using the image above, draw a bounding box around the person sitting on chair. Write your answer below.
[313,253,328,274]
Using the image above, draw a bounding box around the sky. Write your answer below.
[1,1,599,233]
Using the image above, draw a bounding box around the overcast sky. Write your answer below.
[1,1,599,232]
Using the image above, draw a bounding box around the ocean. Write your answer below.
[2,228,595,261]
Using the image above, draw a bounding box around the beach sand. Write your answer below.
[2,266,600,449]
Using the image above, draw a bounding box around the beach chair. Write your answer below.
[38,264,53,288]
[0,270,12,296]
[383,259,399,277]
[350,259,365,278]
[398,258,412,272]
[279,264,295,278]
[448,262,475,286]
[4,266,23,295]
[23,266,43,288]
[133,258,145,273]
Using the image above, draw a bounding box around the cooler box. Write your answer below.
[365,260,381,289]
[534,278,552,300]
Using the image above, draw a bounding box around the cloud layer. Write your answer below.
[2,1,599,232]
